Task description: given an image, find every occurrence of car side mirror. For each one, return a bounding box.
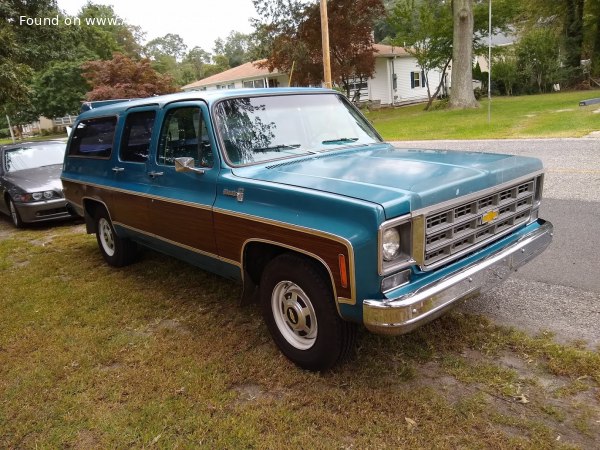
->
[174,157,205,175]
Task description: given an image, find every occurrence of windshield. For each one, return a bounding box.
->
[215,93,381,166]
[4,143,66,173]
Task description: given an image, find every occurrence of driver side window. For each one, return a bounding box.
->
[157,107,213,168]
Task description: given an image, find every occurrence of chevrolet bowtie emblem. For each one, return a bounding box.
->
[481,209,499,224]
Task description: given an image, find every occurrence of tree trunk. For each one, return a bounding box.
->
[564,0,584,71]
[449,0,479,109]
[591,1,600,76]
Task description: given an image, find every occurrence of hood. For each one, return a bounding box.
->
[231,143,543,219]
[4,164,64,193]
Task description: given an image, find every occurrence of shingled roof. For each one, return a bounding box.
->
[182,60,280,90]
[182,44,410,90]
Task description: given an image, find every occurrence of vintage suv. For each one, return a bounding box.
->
[61,88,553,370]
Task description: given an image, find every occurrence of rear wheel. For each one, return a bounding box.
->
[95,209,137,267]
[8,199,23,228]
[260,253,357,371]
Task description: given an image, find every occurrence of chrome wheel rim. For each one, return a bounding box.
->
[98,217,115,257]
[271,281,317,350]
[9,201,18,226]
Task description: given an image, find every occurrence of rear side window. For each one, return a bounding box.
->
[69,117,117,158]
[120,111,156,162]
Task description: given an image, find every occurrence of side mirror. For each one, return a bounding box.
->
[174,157,205,175]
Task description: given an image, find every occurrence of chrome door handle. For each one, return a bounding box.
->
[112,167,125,173]
[148,171,164,178]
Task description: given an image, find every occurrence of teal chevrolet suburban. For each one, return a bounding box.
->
[61,88,553,370]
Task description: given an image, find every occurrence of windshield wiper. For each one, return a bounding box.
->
[253,144,302,153]
[321,137,359,144]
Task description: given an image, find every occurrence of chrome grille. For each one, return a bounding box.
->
[422,179,536,268]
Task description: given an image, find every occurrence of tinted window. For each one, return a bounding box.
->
[4,144,65,173]
[69,117,117,158]
[157,107,213,168]
[120,111,156,162]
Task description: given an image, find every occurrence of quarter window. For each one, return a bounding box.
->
[69,117,117,158]
[120,111,156,163]
[157,107,213,168]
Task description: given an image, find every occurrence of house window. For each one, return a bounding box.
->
[411,71,426,89]
[243,79,265,88]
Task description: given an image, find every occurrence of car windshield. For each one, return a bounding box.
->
[4,143,66,173]
[214,93,381,166]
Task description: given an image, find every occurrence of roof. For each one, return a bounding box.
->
[75,88,335,120]
[372,43,410,57]
[182,60,280,90]
[182,44,411,90]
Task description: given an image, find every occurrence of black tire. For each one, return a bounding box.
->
[260,253,357,371]
[95,208,137,267]
[8,198,24,228]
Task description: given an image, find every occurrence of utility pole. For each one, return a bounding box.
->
[6,115,16,144]
[320,0,332,88]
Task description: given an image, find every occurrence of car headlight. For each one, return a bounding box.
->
[379,215,414,275]
[382,228,401,261]
[14,191,60,202]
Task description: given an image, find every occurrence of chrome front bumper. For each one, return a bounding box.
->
[363,221,553,335]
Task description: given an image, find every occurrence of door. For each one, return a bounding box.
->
[108,107,157,232]
[145,101,219,258]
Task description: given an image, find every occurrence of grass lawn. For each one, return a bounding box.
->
[367,90,600,141]
[1,219,599,448]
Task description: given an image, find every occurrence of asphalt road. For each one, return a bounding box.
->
[391,138,600,347]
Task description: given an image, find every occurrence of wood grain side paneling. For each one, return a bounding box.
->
[214,210,353,300]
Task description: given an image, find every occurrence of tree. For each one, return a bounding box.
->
[518,0,586,76]
[81,53,176,100]
[254,0,384,97]
[389,0,453,110]
[213,31,253,68]
[77,3,143,59]
[491,49,519,95]
[32,61,89,117]
[516,28,564,93]
[144,33,188,62]
[449,0,479,109]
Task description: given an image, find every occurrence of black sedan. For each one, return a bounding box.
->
[0,141,76,228]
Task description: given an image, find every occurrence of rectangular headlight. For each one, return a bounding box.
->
[378,215,414,275]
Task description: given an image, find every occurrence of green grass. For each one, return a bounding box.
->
[1,220,599,448]
[366,90,600,140]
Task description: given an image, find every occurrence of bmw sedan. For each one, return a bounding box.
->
[0,141,76,227]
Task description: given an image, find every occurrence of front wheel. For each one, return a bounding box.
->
[95,209,137,267]
[260,253,357,371]
[8,198,24,228]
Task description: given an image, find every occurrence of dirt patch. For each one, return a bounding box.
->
[231,383,283,403]
[148,318,192,336]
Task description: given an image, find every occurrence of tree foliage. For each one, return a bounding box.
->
[254,0,384,97]
[81,53,176,100]
[213,31,254,68]
[388,0,453,109]
[33,61,90,117]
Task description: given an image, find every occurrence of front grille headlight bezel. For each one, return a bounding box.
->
[378,214,414,275]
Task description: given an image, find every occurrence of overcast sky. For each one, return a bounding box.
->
[56,0,257,53]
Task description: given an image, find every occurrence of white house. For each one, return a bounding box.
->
[181,44,444,107]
